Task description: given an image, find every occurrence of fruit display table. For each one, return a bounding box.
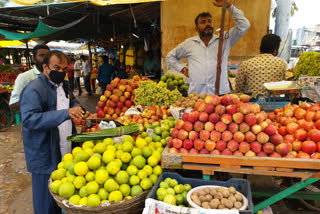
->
[161,146,320,213]
[0,88,14,127]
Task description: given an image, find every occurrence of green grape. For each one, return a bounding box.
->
[294,51,320,79]
[134,80,182,107]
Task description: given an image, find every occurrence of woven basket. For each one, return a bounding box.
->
[49,178,149,214]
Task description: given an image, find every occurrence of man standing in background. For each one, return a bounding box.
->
[98,55,114,93]
[80,55,92,96]
[9,44,50,109]
[73,56,82,96]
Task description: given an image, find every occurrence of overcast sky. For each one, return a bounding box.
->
[3,0,320,37]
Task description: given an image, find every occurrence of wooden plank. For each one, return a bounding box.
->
[276,168,294,172]
[161,148,182,169]
[163,149,320,170]
[220,164,241,169]
[182,163,313,180]
[253,166,275,171]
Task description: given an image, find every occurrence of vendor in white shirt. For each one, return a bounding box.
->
[9,44,50,109]
[166,0,250,95]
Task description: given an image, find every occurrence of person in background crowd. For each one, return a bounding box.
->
[20,51,84,214]
[9,44,50,109]
[66,57,75,91]
[235,34,287,97]
[73,56,82,96]
[90,68,97,94]
[80,55,92,96]
[98,55,114,93]
[144,50,161,79]
[166,0,250,95]
[113,56,128,79]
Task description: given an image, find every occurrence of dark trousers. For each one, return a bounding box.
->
[91,79,96,94]
[32,173,61,214]
[68,77,74,91]
[74,77,82,94]
[99,83,107,94]
[84,75,92,94]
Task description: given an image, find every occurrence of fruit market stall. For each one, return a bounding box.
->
[0,82,14,128]
[0,64,22,87]
[47,65,320,213]
[159,93,320,212]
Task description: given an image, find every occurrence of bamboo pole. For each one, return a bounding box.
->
[215,0,228,95]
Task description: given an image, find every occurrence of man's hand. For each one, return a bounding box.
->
[213,0,232,8]
[181,67,189,78]
[69,106,84,120]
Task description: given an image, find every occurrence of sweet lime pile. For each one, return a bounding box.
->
[50,135,163,207]
[156,178,192,207]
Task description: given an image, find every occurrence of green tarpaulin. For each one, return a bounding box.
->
[0,15,87,40]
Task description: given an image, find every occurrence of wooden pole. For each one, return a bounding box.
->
[88,40,92,65]
[25,39,31,68]
[215,0,228,95]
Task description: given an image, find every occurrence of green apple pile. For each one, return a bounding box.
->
[156,178,192,206]
[142,116,177,147]
[160,74,189,97]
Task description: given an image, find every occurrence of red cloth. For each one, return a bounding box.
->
[66,63,74,78]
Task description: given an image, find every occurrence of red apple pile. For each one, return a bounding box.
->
[168,94,306,158]
[0,72,19,85]
[267,103,320,159]
[95,77,140,119]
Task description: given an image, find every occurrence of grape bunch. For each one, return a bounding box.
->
[134,81,182,107]
[294,51,320,79]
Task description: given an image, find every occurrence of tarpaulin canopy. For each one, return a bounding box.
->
[0,15,87,40]
[11,0,163,6]
[0,1,161,43]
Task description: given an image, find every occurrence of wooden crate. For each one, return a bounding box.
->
[161,147,320,180]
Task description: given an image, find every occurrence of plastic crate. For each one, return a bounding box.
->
[147,172,253,214]
[251,95,289,112]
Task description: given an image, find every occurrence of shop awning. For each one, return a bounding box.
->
[11,0,164,6]
[0,39,38,48]
[0,15,87,40]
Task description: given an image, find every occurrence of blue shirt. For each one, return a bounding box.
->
[144,58,160,74]
[166,5,250,95]
[20,73,80,174]
[98,63,114,84]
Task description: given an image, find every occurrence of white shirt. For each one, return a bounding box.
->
[9,66,41,105]
[56,83,72,157]
[74,60,81,78]
[82,60,92,76]
[166,5,250,95]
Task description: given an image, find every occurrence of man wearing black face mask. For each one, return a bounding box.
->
[19,51,84,214]
[166,0,250,95]
[9,44,50,110]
